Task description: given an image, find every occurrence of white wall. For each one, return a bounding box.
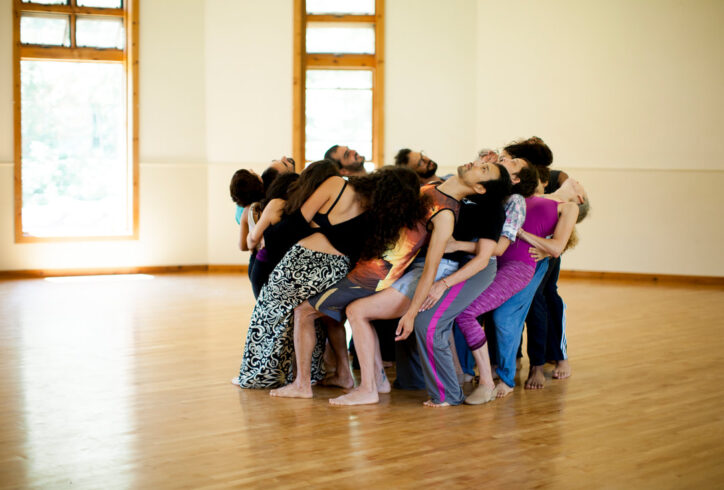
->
[475,0,724,276]
[385,0,478,169]
[1,1,722,276]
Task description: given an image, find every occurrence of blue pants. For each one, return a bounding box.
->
[494,259,549,388]
[525,256,567,365]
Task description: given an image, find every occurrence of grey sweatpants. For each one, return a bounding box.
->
[413,258,497,405]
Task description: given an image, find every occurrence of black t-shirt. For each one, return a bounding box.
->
[443,197,505,263]
[544,169,563,194]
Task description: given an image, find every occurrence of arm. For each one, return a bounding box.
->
[247,199,285,250]
[444,238,477,254]
[495,194,525,257]
[239,206,251,251]
[517,202,579,258]
[299,176,345,222]
[395,211,455,341]
[493,236,512,256]
[421,238,496,311]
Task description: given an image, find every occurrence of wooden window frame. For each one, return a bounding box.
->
[13,0,139,243]
[292,0,384,171]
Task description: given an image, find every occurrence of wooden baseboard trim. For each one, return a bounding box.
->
[559,270,724,285]
[0,265,719,285]
[0,265,231,279]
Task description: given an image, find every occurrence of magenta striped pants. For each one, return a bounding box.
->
[455,260,534,350]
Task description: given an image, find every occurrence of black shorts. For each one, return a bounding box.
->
[307,277,376,322]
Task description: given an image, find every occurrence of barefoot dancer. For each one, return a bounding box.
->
[517,178,589,389]
[329,160,511,406]
[269,167,428,398]
[235,164,429,388]
[456,175,585,399]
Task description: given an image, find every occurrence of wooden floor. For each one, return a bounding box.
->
[1,272,723,489]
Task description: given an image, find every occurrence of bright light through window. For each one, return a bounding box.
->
[305,70,373,163]
[21,60,129,238]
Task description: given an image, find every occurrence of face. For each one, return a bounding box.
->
[561,178,587,204]
[457,160,501,192]
[495,150,528,184]
[406,151,438,178]
[270,156,295,174]
[331,146,365,171]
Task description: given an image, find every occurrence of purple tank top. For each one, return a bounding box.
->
[500,196,559,267]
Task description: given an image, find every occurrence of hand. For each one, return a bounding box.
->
[480,150,499,164]
[529,246,549,262]
[420,281,447,311]
[395,313,416,341]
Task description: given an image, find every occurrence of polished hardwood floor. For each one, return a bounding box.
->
[1,272,723,489]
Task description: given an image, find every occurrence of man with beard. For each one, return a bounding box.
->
[394,149,442,184]
[324,145,368,176]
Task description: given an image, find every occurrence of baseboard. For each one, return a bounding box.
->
[559,270,724,285]
[1,265,720,285]
[0,264,245,279]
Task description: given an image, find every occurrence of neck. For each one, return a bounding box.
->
[547,187,570,203]
[437,176,470,200]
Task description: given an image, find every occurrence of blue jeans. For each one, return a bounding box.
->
[494,259,550,388]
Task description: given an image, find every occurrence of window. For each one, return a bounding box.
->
[293,0,384,169]
[13,0,139,242]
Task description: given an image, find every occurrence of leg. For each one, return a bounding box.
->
[464,341,496,404]
[270,301,322,398]
[319,316,355,389]
[415,262,498,407]
[524,261,556,389]
[236,246,350,389]
[494,259,550,396]
[329,288,410,406]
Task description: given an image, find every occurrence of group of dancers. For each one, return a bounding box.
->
[228,137,590,406]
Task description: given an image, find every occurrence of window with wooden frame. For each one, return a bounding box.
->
[13,0,139,242]
[293,0,384,170]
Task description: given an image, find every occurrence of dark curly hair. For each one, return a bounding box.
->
[283,160,341,215]
[229,169,264,207]
[510,165,539,198]
[394,148,412,166]
[347,166,429,260]
[505,136,553,184]
[259,172,300,212]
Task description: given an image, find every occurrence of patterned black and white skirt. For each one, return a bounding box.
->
[236,244,351,388]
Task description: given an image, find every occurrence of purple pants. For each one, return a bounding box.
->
[455,260,534,350]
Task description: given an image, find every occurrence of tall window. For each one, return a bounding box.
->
[293,0,384,169]
[13,0,139,241]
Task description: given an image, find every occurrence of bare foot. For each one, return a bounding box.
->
[464,383,495,405]
[377,368,391,394]
[269,382,312,399]
[423,399,451,407]
[553,359,571,379]
[231,377,240,386]
[491,365,499,381]
[319,373,355,389]
[525,365,545,389]
[493,381,513,398]
[329,388,379,406]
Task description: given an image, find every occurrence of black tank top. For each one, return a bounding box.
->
[311,181,370,264]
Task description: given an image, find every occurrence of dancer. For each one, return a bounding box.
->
[519,178,589,388]
[324,145,367,176]
[269,166,428,398]
[234,164,425,388]
[456,172,587,400]
[329,159,511,406]
[246,172,300,297]
[394,148,442,184]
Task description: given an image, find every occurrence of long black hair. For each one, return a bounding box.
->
[283,160,341,215]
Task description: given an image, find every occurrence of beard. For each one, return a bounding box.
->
[420,161,438,179]
[344,158,366,172]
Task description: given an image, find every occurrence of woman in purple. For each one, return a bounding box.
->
[456,171,585,402]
